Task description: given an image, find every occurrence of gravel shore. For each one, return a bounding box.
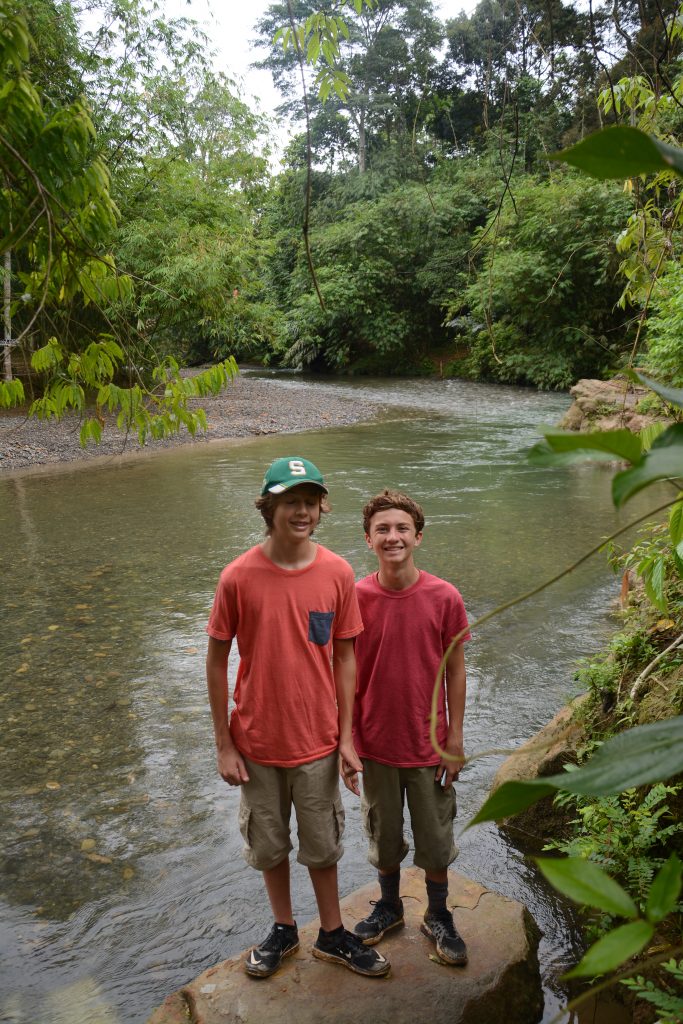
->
[0,372,384,473]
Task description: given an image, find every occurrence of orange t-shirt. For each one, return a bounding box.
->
[206,544,363,767]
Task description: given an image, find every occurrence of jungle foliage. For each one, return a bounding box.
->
[470,369,683,1014]
[249,0,683,386]
[5,0,683,425]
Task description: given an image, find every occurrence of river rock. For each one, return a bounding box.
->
[146,868,543,1024]
[558,378,671,434]
[490,699,586,844]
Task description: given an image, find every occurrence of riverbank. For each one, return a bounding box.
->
[0,371,385,473]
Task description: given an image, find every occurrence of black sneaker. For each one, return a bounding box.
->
[313,927,391,976]
[421,910,468,965]
[244,922,300,978]
[353,899,405,946]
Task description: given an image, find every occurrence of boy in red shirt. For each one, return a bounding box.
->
[344,489,470,965]
[206,457,389,980]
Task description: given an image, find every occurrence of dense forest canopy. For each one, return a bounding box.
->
[2,0,683,409]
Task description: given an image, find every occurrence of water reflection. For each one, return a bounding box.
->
[0,377,653,1023]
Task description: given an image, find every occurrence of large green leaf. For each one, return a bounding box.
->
[551,717,683,795]
[669,501,683,547]
[467,779,556,826]
[552,126,683,180]
[469,718,683,825]
[635,373,683,410]
[565,920,654,979]
[536,857,638,919]
[527,438,617,467]
[645,854,682,924]
[612,424,683,505]
[531,427,642,465]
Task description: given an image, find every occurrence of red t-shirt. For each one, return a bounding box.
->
[353,571,470,767]
[206,544,363,767]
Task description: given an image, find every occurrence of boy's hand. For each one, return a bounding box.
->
[218,747,250,786]
[339,740,362,797]
[435,738,465,788]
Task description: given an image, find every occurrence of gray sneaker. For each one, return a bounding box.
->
[244,922,300,978]
[353,899,405,946]
[421,910,468,965]
[313,927,391,976]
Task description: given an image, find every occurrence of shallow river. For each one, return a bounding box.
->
[0,375,654,1023]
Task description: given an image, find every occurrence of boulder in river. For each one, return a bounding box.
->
[559,378,672,434]
[146,867,543,1024]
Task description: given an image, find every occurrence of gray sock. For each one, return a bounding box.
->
[378,869,401,908]
[426,878,448,916]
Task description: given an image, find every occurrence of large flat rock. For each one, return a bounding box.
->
[147,868,543,1024]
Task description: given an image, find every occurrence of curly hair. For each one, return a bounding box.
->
[362,489,425,535]
[254,489,331,535]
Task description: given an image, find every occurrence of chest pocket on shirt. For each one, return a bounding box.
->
[308,610,335,645]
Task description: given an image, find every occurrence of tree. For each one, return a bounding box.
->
[0,1,238,444]
[256,0,443,172]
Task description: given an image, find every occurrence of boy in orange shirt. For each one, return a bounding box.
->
[206,457,390,979]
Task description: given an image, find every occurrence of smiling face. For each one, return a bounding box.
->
[365,507,422,569]
[270,484,323,543]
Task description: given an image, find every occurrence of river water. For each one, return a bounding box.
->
[0,375,652,1023]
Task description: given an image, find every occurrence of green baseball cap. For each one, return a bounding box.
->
[261,456,328,496]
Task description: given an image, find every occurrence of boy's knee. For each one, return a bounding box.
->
[243,841,293,871]
[298,846,343,871]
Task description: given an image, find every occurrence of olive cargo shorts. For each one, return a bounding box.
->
[361,759,458,873]
[238,752,344,871]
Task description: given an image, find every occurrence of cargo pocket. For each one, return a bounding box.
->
[361,800,382,867]
[308,610,335,645]
[238,803,253,856]
[362,798,378,842]
[333,794,345,844]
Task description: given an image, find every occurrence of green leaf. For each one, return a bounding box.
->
[534,427,642,465]
[0,378,24,408]
[670,502,683,547]
[528,438,617,468]
[644,556,668,613]
[551,126,683,180]
[468,718,683,827]
[31,338,63,371]
[553,717,683,795]
[536,857,639,918]
[468,779,556,827]
[612,424,683,505]
[645,854,682,924]
[635,372,683,410]
[565,920,654,978]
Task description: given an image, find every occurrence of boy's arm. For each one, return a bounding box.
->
[332,636,363,796]
[206,635,250,786]
[436,642,467,788]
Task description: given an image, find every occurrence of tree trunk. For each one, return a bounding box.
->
[358,106,366,173]
[3,248,11,382]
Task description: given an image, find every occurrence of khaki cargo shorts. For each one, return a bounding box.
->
[238,752,344,871]
[360,759,458,873]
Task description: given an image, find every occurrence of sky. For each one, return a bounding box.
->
[172,0,480,153]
